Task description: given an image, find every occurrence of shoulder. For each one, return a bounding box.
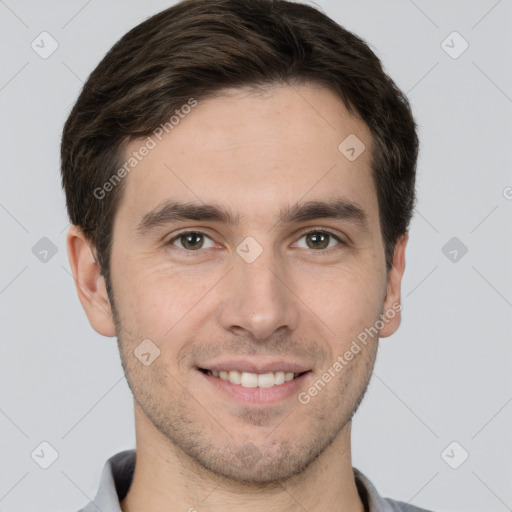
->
[353,467,436,512]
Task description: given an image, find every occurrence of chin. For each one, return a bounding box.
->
[190,436,331,485]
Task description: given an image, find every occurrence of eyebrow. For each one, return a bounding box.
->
[135,198,371,235]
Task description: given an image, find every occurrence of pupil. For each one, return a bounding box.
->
[308,232,328,249]
[184,233,202,249]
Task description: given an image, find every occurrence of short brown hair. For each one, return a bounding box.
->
[61,0,418,290]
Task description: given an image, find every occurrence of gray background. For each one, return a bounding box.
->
[0,0,511,511]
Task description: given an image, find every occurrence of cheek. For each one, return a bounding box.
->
[112,258,215,335]
[292,264,385,338]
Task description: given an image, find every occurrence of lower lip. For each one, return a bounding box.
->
[198,370,313,405]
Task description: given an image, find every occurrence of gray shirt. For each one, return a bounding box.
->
[78,450,434,512]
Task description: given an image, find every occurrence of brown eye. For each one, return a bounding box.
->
[170,231,215,250]
[294,230,342,250]
[306,232,330,249]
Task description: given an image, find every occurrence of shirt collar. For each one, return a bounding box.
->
[80,450,398,512]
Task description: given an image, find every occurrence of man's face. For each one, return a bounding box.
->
[106,84,403,482]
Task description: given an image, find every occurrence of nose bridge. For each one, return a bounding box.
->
[218,239,299,340]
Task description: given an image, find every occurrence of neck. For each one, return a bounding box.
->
[120,408,364,512]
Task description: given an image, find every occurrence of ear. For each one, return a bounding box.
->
[379,232,408,338]
[66,225,116,337]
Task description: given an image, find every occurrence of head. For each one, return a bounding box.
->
[62,0,417,484]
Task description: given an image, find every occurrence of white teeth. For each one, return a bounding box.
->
[241,372,258,387]
[274,371,285,385]
[228,370,242,385]
[257,372,275,388]
[209,369,303,388]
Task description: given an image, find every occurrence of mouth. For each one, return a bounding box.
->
[199,368,310,388]
[197,364,313,405]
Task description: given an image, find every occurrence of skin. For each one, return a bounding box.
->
[67,83,407,512]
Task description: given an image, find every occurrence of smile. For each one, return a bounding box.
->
[200,369,308,388]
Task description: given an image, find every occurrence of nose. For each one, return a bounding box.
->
[217,244,300,341]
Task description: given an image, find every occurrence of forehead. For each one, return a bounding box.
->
[115,83,378,233]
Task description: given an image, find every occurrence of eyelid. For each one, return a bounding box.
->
[166,229,217,250]
[293,227,347,248]
[166,227,348,251]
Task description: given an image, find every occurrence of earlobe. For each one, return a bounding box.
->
[66,225,116,337]
[379,232,408,339]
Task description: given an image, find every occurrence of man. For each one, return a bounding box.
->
[62,0,430,510]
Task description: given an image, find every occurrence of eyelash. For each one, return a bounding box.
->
[166,228,346,254]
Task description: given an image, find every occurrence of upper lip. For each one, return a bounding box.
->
[198,359,312,374]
